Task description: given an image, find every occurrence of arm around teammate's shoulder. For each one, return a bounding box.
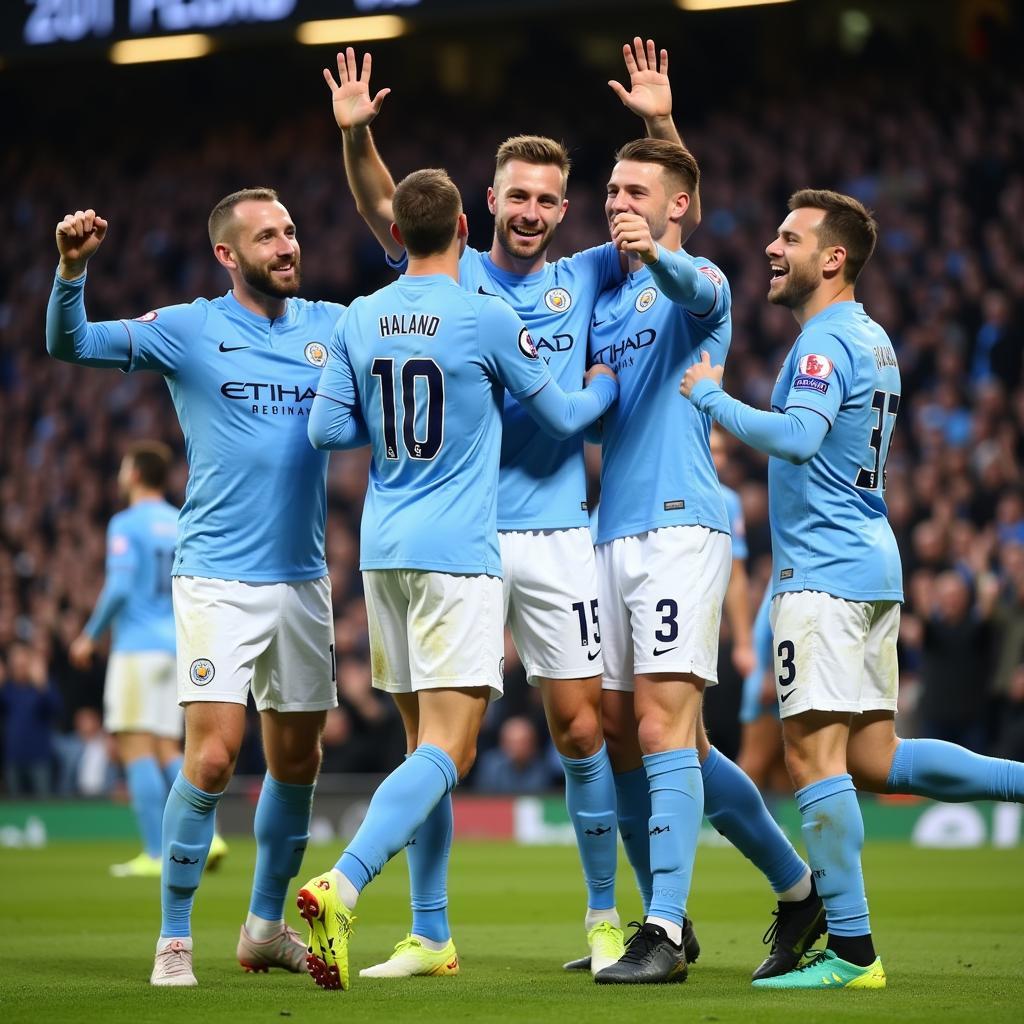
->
[308,309,370,451]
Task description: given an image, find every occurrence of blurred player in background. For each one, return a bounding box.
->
[70,442,227,878]
[589,139,821,984]
[682,188,1024,989]
[323,38,681,977]
[297,167,618,991]
[47,189,345,986]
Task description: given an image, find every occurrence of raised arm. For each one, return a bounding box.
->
[324,48,403,260]
[46,209,132,368]
[609,38,700,234]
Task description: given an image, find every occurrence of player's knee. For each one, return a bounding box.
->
[553,707,602,759]
[191,738,239,791]
[454,744,477,781]
[636,713,674,755]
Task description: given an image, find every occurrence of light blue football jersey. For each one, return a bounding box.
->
[46,273,345,581]
[316,274,552,576]
[590,253,732,544]
[85,499,178,653]
[722,485,748,562]
[768,301,903,601]
[455,245,622,530]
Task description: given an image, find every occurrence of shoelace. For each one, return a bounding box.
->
[790,949,829,972]
[158,941,192,977]
[619,922,662,964]
[392,935,424,955]
[762,909,781,949]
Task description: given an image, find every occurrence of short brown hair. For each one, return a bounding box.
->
[208,187,279,246]
[788,189,878,283]
[495,135,571,191]
[392,169,462,258]
[614,138,700,195]
[126,441,172,490]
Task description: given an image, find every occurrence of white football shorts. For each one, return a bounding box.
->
[500,527,604,685]
[363,569,504,701]
[597,525,732,691]
[104,651,182,738]
[769,590,901,719]
[173,575,338,713]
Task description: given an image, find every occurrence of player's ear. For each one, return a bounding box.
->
[822,245,847,280]
[390,222,404,249]
[456,212,469,240]
[669,190,690,225]
[213,242,237,271]
[486,185,498,217]
[557,196,569,224]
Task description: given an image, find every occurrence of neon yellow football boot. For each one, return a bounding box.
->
[109,852,162,878]
[296,872,357,991]
[360,935,460,978]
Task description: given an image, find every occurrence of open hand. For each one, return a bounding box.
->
[609,37,672,122]
[323,48,391,131]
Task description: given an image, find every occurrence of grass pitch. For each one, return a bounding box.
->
[1,839,1022,1023]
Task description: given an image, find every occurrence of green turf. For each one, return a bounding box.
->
[2,839,1022,1023]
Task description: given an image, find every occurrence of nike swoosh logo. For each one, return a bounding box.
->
[779,690,797,703]
[218,342,250,352]
[587,650,602,661]
[592,319,606,329]
[653,646,677,657]
[478,285,498,297]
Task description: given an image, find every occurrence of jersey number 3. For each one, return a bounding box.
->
[371,358,446,461]
[855,389,900,490]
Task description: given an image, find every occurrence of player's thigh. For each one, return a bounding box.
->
[391,692,421,753]
[595,539,634,692]
[405,571,505,702]
[847,709,900,792]
[416,686,492,778]
[364,569,413,695]
[256,576,338,714]
[173,575,276,708]
[622,526,732,685]
[501,528,604,685]
[182,700,248,784]
[770,591,873,720]
[260,707,328,783]
[781,709,853,788]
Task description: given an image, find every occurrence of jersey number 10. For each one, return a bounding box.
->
[371,358,446,461]
[855,389,900,491]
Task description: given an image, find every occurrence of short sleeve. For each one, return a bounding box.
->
[782,327,855,426]
[316,308,357,406]
[477,298,551,398]
[122,301,207,375]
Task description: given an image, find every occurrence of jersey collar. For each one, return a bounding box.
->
[223,290,293,326]
[803,301,864,329]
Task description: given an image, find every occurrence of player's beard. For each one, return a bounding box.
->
[768,257,818,309]
[494,216,556,262]
[237,252,302,299]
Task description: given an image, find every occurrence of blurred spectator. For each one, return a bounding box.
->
[474,716,550,793]
[0,643,61,796]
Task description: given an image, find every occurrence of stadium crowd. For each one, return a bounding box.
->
[1,41,1023,796]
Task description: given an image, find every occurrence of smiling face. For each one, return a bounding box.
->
[488,160,568,263]
[765,206,832,309]
[604,159,687,245]
[225,199,301,298]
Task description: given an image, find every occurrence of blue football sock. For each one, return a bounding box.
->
[406,791,453,943]
[702,746,808,894]
[249,773,314,922]
[338,744,458,895]
[160,773,223,938]
[888,738,1024,803]
[560,744,618,912]
[644,748,703,928]
[613,766,653,915]
[163,756,184,791]
[796,774,869,937]
[125,756,168,859]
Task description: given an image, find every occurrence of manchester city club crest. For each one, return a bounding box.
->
[304,341,328,367]
[189,658,215,686]
[635,287,658,313]
[544,287,572,313]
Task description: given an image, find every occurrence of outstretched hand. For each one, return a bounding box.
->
[608,37,672,122]
[56,209,107,278]
[680,351,724,399]
[323,47,391,131]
